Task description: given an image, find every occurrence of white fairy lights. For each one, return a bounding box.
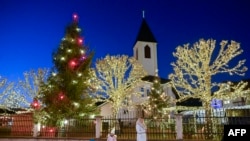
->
[169,39,249,107]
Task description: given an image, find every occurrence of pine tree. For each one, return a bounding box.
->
[144,74,171,119]
[40,14,97,126]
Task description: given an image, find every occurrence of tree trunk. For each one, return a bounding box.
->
[204,102,213,140]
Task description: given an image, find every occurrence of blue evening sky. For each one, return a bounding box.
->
[0,0,249,83]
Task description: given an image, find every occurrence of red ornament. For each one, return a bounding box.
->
[31,98,40,109]
[60,95,64,100]
[68,58,78,70]
[58,92,65,100]
[77,37,83,45]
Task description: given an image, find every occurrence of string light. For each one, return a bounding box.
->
[72,13,78,23]
[169,39,249,139]
[80,49,85,54]
[72,80,78,84]
[80,55,86,61]
[67,49,72,53]
[90,55,147,117]
[77,73,82,77]
[76,27,81,32]
[60,57,65,61]
[169,39,249,106]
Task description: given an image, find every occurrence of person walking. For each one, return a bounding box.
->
[136,117,147,141]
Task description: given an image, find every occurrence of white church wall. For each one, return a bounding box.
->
[133,41,158,76]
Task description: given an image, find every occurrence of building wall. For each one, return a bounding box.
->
[133,41,158,76]
[99,102,113,117]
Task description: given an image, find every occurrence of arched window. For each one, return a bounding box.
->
[144,45,151,58]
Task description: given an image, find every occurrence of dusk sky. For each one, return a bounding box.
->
[1,0,250,83]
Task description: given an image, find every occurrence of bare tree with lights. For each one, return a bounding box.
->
[1,86,26,108]
[18,69,49,104]
[0,76,27,111]
[0,76,7,89]
[169,39,250,139]
[0,76,10,101]
[0,76,14,110]
[91,55,147,118]
[0,69,49,115]
[18,68,49,122]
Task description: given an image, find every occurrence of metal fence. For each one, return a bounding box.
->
[181,107,250,140]
[101,115,176,140]
[0,108,250,141]
[0,113,95,139]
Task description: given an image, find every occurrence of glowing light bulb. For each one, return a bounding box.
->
[60,95,64,100]
[80,49,85,54]
[61,57,65,61]
[73,14,77,19]
[76,28,81,32]
[73,13,78,22]
[70,60,76,66]
[80,55,86,61]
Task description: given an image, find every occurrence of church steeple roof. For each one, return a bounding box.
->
[136,18,157,42]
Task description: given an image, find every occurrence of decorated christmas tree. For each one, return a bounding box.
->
[144,73,171,119]
[40,14,97,126]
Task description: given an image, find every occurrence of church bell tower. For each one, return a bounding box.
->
[133,16,158,76]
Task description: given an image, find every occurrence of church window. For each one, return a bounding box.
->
[144,45,151,58]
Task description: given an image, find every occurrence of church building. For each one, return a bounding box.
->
[119,17,177,118]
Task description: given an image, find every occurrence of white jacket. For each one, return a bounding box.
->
[136,121,147,141]
[107,134,117,141]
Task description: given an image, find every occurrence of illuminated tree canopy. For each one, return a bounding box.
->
[169,39,249,105]
[0,69,49,111]
[91,55,147,117]
[18,68,50,105]
[169,39,250,139]
[0,76,14,109]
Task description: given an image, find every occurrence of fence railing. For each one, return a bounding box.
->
[1,108,250,141]
[100,116,176,140]
[0,113,95,139]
